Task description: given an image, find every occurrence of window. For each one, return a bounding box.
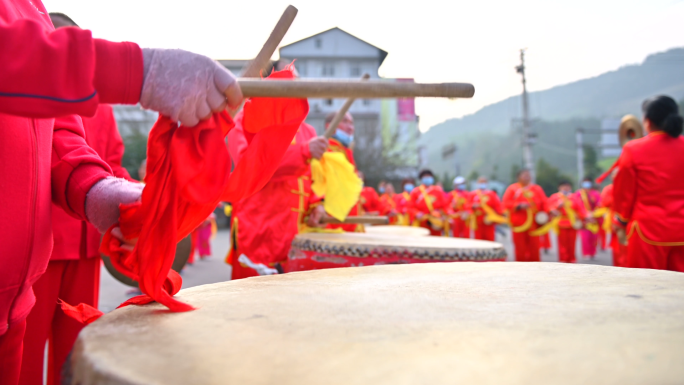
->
[322,63,335,76]
[325,99,333,106]
[350,64,361,77]
[363,99,371,106]
[315,38,322,49]
[295,61,306,76]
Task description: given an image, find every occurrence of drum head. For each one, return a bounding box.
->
[102,236,192,287]
[572,220,583,230]
[535,211,549,225]
[71,263,684,385]
[364,225,429,237]
[292,232,506,261]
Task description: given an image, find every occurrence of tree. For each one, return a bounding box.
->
[583,144,602,180]
[510,163,522,183]
[490,164,499,181]
[121,132,148,180]
[536,158,573,196]
[354,121,416,189]
[466,170,479,182]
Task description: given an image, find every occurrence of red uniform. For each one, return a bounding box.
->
[467,189,503,241]
[0,3,141,381]
[380,193,406,225]
[20,105,132,385]
[613,132,684,271]
[408,185,450,236]
[447,190,470,238]
[503,183,548,262]
[227,112,317,279]
[360,187,385,215]
[547,192,586,263]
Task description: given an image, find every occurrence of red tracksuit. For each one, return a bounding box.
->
[361,187,386,215]
[548,193,586,263]
[467,189,503,241]
[20,105,133,385]
[0,2,142,382]
[408,185,450,236]
[503,183,548,262]
[613,132,684,271]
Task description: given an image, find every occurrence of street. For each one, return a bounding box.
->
[99,228,613,312]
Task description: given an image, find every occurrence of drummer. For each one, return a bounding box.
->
[408,169,450,236]
[358,171,387,215]
[379,182,405,225]
[226,61,327,279]
[503,169,548,262]
[447,176,471,238]
[575,178,601,260]
[613,95,684,271]
[597,169,626,267]
[467,176,504,241]
[548,181,586,263]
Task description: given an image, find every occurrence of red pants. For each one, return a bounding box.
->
[627,235,684,272]
[20,258,100,385]
[0,320,26,385]
[598,227,607,250]
[610,232,628,267]
[557,228,577,263]
[473,224,495,241]
[512,231,540,262]
[539,233,551,250]
[451,218,469,238]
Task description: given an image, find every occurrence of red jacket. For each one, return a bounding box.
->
[548,192,586,228]
[613,132,684,243]
[502,183,548,230]
[408,185,449,216]
[0,0,142,336]
[447,190,470,213]
[360,187,385,214]
[467,189,503,223]
[51,105,133,261]
[229,110,317,266]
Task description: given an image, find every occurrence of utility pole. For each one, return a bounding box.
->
[515,49,535,182]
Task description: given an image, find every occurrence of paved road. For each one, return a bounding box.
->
[99,228,613,312]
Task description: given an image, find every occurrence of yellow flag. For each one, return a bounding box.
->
[310,152,362,221]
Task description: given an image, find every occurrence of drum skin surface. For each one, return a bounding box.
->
[71,263,684,385]
[364,225,430,237]
[288,232,506,272]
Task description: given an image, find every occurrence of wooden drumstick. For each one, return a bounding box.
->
[228,5,298,117]
[321,216,390,225]
[324,73,371,139]
[235,79,475,99]
[241,5,298,78]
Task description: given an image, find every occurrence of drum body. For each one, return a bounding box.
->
[287,233,506,272]
[364,225,429,237]
[70,263,684,385]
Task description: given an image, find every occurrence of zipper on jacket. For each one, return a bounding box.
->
[7,119,39,323]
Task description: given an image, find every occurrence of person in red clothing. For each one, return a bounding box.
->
[467,176,504,241]
[503,169,548,262]
[358,171,386,215]
[598,169,627,267]
[613,95,684,272]
[408,169,450,236]
[0,4,244,382]
[547,181,586,263]
[226,64,325,280]
[379,183,404,224]
[575,178,601,259]
[447,176,470,238]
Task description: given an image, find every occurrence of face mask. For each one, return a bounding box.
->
[456,184,466,191]
[561,190,570,196]
[333,129,353,147]
[581,181,592,189]
[404,184,415,193]
[477,183,488,190]
[378,187,386,194]
[421,176,435,186]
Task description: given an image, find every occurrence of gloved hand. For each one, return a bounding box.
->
[85,177,144,233]
[140,48,243,127]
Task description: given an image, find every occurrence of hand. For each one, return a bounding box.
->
[308,136,328,160]
[140,48,243,127]
[516,203,530,210]
[85,177,144,233]
[111,227,136,252]
[307,205,327,228]
[550,210,560,217]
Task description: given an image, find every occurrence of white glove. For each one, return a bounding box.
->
[140,48,243,127]
[85,177,144,233]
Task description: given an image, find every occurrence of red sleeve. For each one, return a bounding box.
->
[573,195,588,219]
[52,115,113,220]
[502,185,516,211]
[103,107,133,181]
[613,148,636,223]
[269,143,311,180]
[0,19,142,118]
[488,191,504,214]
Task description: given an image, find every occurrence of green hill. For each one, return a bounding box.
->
[420,47,684,184]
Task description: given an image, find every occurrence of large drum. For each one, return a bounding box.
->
[364,225,430,237]
[287,232,506,272]
[70,263,684,384]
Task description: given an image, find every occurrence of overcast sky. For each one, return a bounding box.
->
[44,0,684,131]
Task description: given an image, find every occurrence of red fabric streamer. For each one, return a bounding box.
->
[57,300,104,325]
[62,67,308,323]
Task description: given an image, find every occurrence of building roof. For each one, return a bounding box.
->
[279,27,388,65]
